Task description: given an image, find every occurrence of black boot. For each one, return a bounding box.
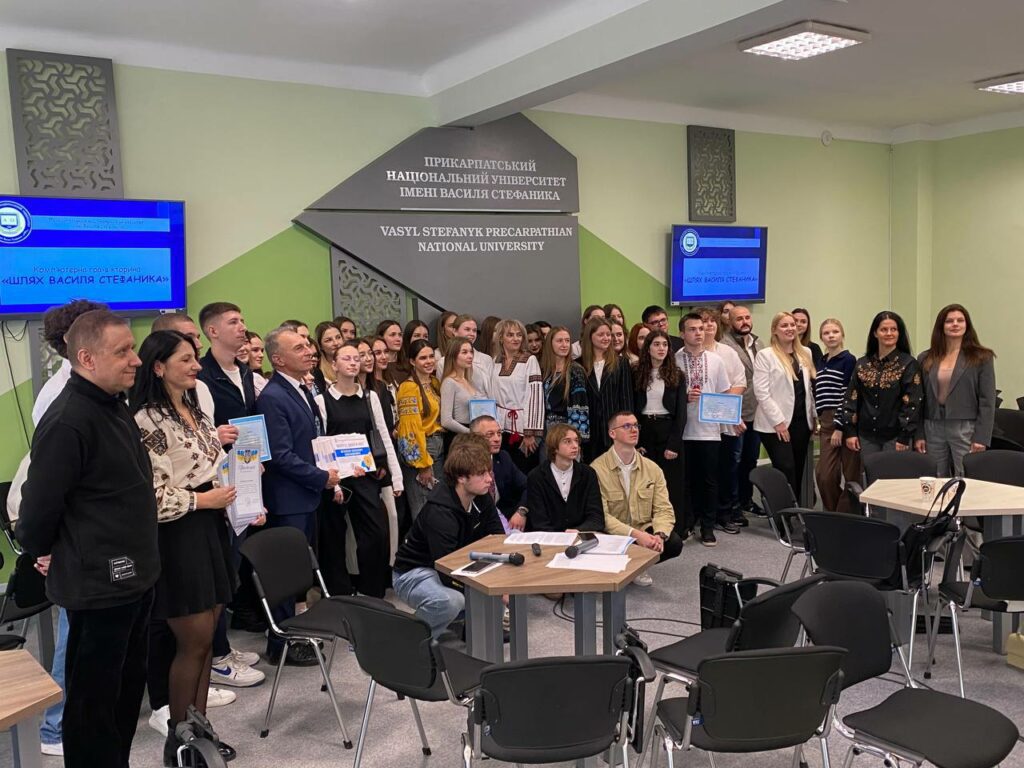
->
[163,721,182,767]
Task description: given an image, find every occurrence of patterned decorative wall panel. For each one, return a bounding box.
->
[330,247,407,333]
[6,49,124,197]
[687,125,736,223]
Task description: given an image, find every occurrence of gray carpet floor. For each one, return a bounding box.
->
[6,515,1024,767]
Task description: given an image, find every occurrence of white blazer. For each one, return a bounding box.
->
[753,349,815,433]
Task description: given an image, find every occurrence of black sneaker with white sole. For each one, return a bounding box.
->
[701,529,718,547]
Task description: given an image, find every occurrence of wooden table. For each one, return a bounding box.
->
[860,477,1024,653]
[0,650,62,768]
[436,534,659,664]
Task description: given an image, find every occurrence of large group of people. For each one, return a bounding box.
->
[9,293,998,766]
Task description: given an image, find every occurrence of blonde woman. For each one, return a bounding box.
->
[813,318,859,512]
[489,319,545,472]
[581,318,634,461]
[753,311,816,504]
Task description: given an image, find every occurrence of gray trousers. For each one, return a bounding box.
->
[924,418,975,477]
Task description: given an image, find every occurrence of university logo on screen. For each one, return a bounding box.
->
[0,201,32,244]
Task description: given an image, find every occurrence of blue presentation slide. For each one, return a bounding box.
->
[670,225,767,304]
[0,196,186,315]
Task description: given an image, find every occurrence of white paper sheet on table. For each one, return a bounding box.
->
[546,553,630,573]
[590,534,635,555]
[504,531,576,546]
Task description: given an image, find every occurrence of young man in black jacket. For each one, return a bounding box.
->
[525,424,604,532]
[18,310,159,768]
[392,433,504,638]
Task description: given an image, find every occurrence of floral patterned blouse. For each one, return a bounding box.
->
[135,407,226,523]
[841,350,923,446]
[395,377,442,469]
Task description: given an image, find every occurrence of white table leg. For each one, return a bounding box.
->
[11,714,43,768]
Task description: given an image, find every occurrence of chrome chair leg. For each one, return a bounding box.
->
[820,736,832,768]
[353,679,377,768]
[639,675,669,768]
[791,745,803,768]
[842,745,857,768]
[707,751,719,768]
[321,638,338,692]
[312,640,353,748]
[260,641,290,737]
[949,603,965,698]
[924,596,944,680]
[408,698,431,755]
[907,587,921,670]
[782,550,795,582]
[461,732,473,768]
[799,554,812,579]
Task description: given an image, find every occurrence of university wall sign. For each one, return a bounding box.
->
[296,114,581,330]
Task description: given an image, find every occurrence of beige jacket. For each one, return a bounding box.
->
[591,447,675,537]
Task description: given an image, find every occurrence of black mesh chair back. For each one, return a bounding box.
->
[239,527,316,608]
[728,573,826,652]
[0,552,52,622]
[792,580,894,689]
[862,451,938,484]
[974,537,1024,601]
[800,512,902,583]
[994,408,1024,446]
[963,450,1024,486]
[692,647,845,752]
[474,656,632,763]
[749,465,797,515]
[334,595,445,700]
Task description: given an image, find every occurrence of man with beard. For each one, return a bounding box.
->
[720,305,765,519]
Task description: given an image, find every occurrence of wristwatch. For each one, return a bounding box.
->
[514,506,528,518]
[655,531,668,541]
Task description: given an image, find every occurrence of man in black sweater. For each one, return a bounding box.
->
[525,424,604,532]
[18,310,159,768]
[392,434,504,638]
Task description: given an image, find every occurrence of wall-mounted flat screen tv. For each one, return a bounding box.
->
[669,225,767,305]
[0,195,186,316]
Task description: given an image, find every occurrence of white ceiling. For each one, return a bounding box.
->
[2,0,1024,138]
[575,0,1024,132]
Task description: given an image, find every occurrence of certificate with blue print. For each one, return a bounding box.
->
[698,393,743,425]
[228,414,271,461]
[469,399,498,421]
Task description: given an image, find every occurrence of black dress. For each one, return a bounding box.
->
[322,388,391,598]
[585,360,635,462]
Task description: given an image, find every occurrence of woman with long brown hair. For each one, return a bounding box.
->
[914,304,996,476]
[439,336,484,441]
[633,329,687,529]
[540,325,590,445]
[581,317,634,461]
[395,339,444,518]
[625,323,650,366]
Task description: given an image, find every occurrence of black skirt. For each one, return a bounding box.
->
[153,500,236,620]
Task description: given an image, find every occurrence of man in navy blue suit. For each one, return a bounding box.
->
[258,326,340,665]
[469,415,528,531]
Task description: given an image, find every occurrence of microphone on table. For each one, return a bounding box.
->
[469,551,525,566]
[565,537,600,559]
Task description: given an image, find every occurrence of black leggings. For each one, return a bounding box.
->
[759,417,812,506]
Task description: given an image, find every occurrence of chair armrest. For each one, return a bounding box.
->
[618,645,656,683]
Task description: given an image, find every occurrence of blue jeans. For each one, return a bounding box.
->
[392,567,464,639]
[40,607,69,745]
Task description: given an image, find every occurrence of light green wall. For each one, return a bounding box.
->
[930,128,1024,400]
[532,110,893,348]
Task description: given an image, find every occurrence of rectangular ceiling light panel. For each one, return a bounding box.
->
[976,74,1024,94]
[740,21,870,61]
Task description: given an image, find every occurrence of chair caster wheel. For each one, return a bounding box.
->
[423,748,432,756]
[396,693,406,700]
[800,761,809,768]
[321,684,327,692]
[344,740,353,749]
[259,730,269,738]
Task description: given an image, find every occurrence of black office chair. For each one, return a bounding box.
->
[639,574,826,763]
[333,595,489,768]
[989,435,1024,452]
[239,527,354,748]
[464,648,653,768]
[928,534,1024,698]
[649,646,846,768]
[994,408,1024,447]
[1,551,53,638]
[749,466,812,581]
[0,480,20,553]
[1016,396,1024,411]
[847,451,939,513]
[792,580,1019,768]
[963,449,1024,486]
[0,551,26,651]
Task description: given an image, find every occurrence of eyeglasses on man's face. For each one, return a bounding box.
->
[611,422,640,432]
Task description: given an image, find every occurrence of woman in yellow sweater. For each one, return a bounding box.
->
[396,338,444,518]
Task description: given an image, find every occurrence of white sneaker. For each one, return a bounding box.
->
[634,572,654,587]
[41,742,63,756]
[207,686,237,707]
[149,705,170,736]
[211,654,266,687]
[229,647,260,667]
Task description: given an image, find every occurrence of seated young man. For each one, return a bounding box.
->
[392,433,505,638]
[592,411,683,586]
[525,424,604,533]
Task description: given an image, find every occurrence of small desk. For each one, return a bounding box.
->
[0,650,62,768]
[860,478,1024,653]
[436,534,659,663]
